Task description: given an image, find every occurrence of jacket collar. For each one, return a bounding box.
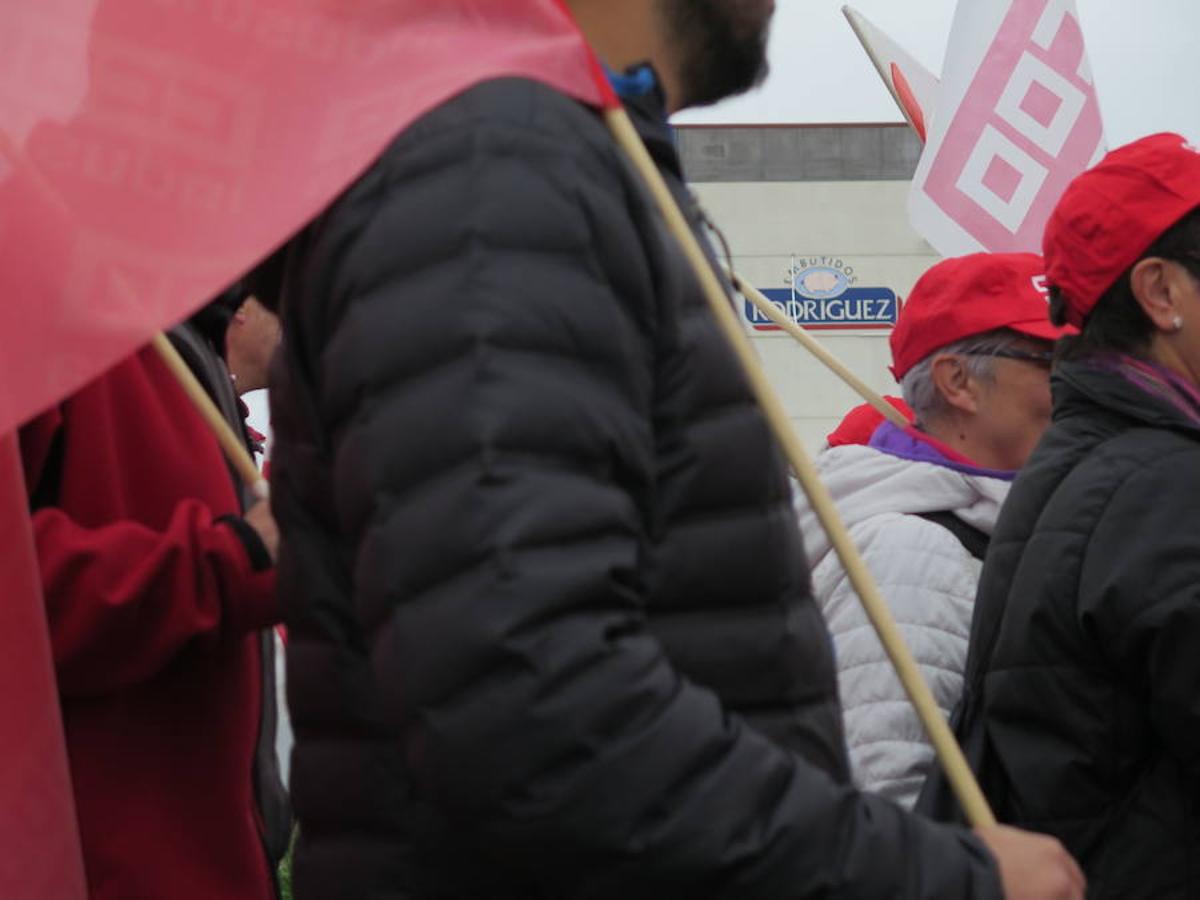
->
[869,421,1018,482]
[608,63,683,181]
[1055,359,1200,437]
[796,441,1011,564]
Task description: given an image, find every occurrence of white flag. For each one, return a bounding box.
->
[842,6,940,143]
[907,0,1106,256]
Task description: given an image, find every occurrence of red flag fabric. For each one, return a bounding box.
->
[0,4,614,894]
[0,433,87,899]
[0,0,615,437]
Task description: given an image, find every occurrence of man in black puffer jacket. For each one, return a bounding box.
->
[268,2,1081,897]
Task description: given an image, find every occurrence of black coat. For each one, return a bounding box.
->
[270,76,1000,899]
[927,361,1200,898]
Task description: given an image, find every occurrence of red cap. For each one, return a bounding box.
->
[1044,133,1200,328]
[889,253,1074,380]
[826,397,913,447]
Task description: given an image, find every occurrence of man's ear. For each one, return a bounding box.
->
[929,353,979,416]
[1129,258,1181,332]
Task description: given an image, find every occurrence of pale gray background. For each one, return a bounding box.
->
[674,0,1200,145]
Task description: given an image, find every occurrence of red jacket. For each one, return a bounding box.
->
[20,347,280,900]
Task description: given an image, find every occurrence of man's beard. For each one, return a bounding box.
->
[660,0,773,109]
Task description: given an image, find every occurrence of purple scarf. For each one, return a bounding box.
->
[1099,354,1200,427]
[868,421,1017,481]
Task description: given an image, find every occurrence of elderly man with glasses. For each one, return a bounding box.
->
[796,253,1075,810]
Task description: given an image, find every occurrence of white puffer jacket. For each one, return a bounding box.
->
[796,442,1011,809]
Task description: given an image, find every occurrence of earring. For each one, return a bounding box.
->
[1173,316,1185,332]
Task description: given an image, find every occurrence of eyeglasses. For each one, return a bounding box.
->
[961,348,1054,367]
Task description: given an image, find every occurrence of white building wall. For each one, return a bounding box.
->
[692,179,938,452]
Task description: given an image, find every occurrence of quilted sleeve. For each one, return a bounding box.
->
[821,513,980,809]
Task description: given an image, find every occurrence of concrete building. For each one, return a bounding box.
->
[678,123,935,452]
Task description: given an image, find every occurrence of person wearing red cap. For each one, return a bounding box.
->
[797,252,1073,811]
[921,133,1200,898]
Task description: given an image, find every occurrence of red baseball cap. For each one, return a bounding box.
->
[889,253,1074,380]
[826,397,913,447]
[1043,133,1200,328]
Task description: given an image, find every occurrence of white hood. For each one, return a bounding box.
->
[795,443,1010,568]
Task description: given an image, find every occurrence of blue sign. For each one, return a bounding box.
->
[747,288,899,331]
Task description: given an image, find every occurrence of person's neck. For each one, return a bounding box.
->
[920,420,990,469]
[566,0,684,112]
[226,355,264,396]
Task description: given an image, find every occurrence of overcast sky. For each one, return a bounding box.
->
[674,0,1199,146]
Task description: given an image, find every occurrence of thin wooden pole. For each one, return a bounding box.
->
[731,273,909,429]
[603,105,995,828]
[151,334,269,501]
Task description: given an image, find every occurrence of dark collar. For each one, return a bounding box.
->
[610,64,683,181]
[1054,360,1200,437]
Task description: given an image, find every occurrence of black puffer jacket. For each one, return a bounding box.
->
[270,77,1000,899]
[930,361,1200,898]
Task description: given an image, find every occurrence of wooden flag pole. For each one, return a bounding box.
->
[151,334,269,501]
[603,106,996,828]
[730,273,909,429]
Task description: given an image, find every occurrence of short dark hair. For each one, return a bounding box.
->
[1050,206,1200,361]
[188,281,248,359]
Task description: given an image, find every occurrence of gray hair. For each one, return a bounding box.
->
[900,329,1025,426]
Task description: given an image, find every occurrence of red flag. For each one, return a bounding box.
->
[0,0,616,437]
[0,433,87,899]
[0,4,615,894]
